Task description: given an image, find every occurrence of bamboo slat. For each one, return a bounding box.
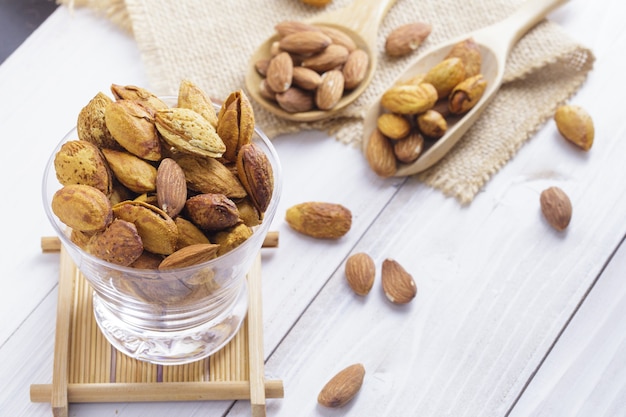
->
[31,244,283,415]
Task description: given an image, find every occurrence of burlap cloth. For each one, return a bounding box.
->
[61,0,594,204]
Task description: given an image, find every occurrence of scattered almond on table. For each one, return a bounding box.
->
[285,201,352,239]
[345,252,376,296]
[382,258,417,304]
[554,104,594,151]
[540,186,572,231]
[318,363,365,408]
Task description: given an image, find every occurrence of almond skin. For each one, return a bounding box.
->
[381,259,417,304]
[365,128,397,178]
[279,31,332,55]
[318,363,365,408]
[266,52,293,93]
[342,49,369,90]
[345,252,375,296]
[540,186,572,231]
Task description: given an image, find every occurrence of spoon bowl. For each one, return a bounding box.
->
[363,0,568,177]
[245,0,397,122]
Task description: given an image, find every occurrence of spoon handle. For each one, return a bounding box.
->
[313,0,397,46]
[478,0,569,55]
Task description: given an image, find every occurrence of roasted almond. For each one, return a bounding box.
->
[377,113,411,140]
[86,219,143,266]
[554,104,594,151]
[51,184,113,233]
[285,202,352,239]
[184,193,240,231]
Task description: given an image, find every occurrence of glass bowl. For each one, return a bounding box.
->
[42,104,282,365]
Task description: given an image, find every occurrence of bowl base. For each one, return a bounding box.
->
[92,282,249,365]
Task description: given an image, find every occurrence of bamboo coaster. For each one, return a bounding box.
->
[31,239,283,417]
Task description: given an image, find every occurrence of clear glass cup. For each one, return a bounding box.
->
[42,107,281,365]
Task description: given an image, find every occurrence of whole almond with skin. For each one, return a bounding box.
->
[275,21,322,37]
[540,186,572,231]
[174,216,211,249]
[156,158,187,218]
[266,52,293,93]
[449,74,487,115]
[302,44,349,72]
[318,363,365,408]
[394,131,424,163]
[236,142,275,213]
[292,66,322,90]
[213,223,253,256]
[365,128,397,178]
[259,80,277,101]
[382,258,417,304]
[554,104,594,151]
[276,87,315,113]
[316,70,345,110]
[285,202,352,239]
[319,26,357,52]
[342,49,369,90]
[158,243,220,270]
[385,22,432,57]
[345,252,375,296]
[279,31,332,55]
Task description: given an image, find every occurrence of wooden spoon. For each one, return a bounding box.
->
[363,0,569,177]
[245,0,397,122]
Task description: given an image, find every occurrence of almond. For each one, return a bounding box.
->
[554,104,594,151]
[393,131,424,163]
[279,31,332,55]
[285,202,352,239]
[275,21,322,37]
[319,26,357,52]
[385,22,432,57]
[266,51,293,93]
[86,219,143,266]
[301,0,333,7]
[381,259,417,304]
[342,49,369,90]
[345,252,375,296]
[318,363,365,408]
[302,44,349,72]
[292,66,322,90]
[417,109,447,139]
[184,193,240,231]
[377,113,411,140]
[158,243,220,270]
[540,186,572,231]
[380,83,438,115]
[156,158,187,218]
[315,70,345,110]
[365,128,397,178]
[51,184,113,233]
[276,87,315,113]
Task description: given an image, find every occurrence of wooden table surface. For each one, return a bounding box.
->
[1,1,625,416]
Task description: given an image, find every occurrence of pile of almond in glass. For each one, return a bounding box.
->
[50,81,274,269]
